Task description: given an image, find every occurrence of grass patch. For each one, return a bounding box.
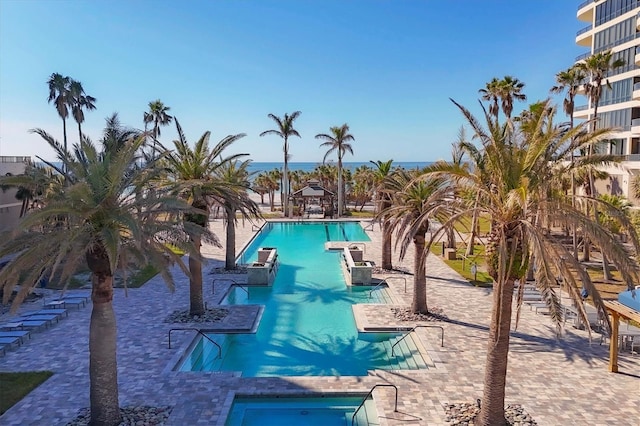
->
[453,215,491,235]
[0,371,53,415]
[430,243,493,287]
[348,210,375,218]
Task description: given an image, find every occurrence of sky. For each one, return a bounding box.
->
[0,0,588,163]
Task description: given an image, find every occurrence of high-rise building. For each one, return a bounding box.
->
[574,0,640,201]
[0,156,30,231]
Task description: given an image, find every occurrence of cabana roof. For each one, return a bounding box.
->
[290,180,335,199]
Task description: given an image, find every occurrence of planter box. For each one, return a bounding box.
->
[444,248,457,261]
[341,247,372,285]
[247,247,278,285]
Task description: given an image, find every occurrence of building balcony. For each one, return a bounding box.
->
[573,104,590,119]
[634,83,640,101]
[632,118,640,134]
[577,0,594,22]
[576,24,593,47]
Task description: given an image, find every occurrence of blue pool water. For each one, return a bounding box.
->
[179,221,426,376]
[225,396,376,426]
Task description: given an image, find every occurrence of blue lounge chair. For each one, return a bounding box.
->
[0,335,22,349]
[0,330,31,344]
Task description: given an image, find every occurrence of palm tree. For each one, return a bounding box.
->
[47,73,71,166]
[578,50,625,277]
[551,65,587,259]
[429,98,640,425]
[497,75,526,120]
[316,124,355,217]
[260,111,301,217]
[164,120,259,313]
[143,100,173,156]
[370,159,395,269]
[69,79,97,144]
[479,77,501,118]
[213,159,260,269]
[0,125,197,426]
[379,168,451,314]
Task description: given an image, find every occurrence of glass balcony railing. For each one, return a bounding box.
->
[613,154,640,162]
[578,0,593,9]
[576,24,592,36]
[575,52,590,62]
[631,118,640,127]
[634,82,640,91]
[574,105,589,112]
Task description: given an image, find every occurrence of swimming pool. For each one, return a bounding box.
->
[225,395,377,426]
[179,221,429,376]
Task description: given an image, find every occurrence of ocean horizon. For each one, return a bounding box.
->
[246,161,433,176]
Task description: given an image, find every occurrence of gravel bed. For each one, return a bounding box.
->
[164,308,229,323]
[66,406,172,426]
[444,402,537,425]
[392,306,448,322]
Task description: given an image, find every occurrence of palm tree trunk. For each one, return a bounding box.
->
[78,122,83,144]
[381,198,393,270]
[465,197,480,257]
[283,139,289,217]
[225,205,236,270]
[89,272,121,426]
[411,232,428,314]
[478,277,515,426]
[337,156,343,217]
[62,117,68,174]
[189,234,205,316]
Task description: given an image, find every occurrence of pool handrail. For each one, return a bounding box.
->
[212,278,248,295]
[369,276,408,298]
[391,325,444,355]
[351,384,398,426]
[168,328,222,359]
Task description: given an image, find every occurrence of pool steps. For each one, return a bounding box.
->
[184,331,429,373]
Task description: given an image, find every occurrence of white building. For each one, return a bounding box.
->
[574,0,640,202]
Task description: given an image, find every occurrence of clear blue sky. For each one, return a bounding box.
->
[0,0,587,163]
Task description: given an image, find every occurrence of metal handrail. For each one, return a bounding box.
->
[351,384,398,426]
[391,325,445,355]
[168,328,222,359]
[369,276,408,298]
[369,280,388,299]
[212,278,248,295]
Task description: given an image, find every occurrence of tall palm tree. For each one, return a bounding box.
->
[164,120,257,313]
[0,125,197,426]
[370,159,395,269]
[551,65,587,259]
[479,77,501,118]
[379,168,452,313]
[429,98,640,425]
[47,73,71,165]
[578,50,624,276]
[143,100,173,156]
[213,159,260,270]
[69,79,97,144]
[497,75,526,120]
[260,111,301,217]
[316,124,355,217]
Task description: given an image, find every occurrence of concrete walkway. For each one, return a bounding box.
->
[1,217,639,425]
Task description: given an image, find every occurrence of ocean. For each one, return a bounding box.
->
[246,161,432,176]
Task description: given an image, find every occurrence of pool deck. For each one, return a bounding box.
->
[1,218,639,425]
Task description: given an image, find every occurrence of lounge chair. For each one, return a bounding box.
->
[0,330,30,344]
[35,308,68,318]
[0,335,22,350]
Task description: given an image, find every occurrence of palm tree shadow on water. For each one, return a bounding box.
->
[242,332,403,377]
